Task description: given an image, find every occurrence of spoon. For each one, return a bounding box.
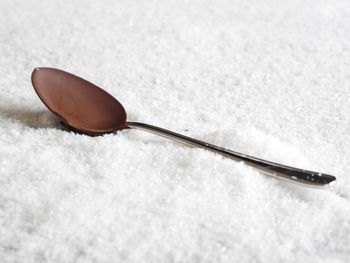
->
[31,67,336,186]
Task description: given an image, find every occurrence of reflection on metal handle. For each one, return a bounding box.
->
[126,122,336,186]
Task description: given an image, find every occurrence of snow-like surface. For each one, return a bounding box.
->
[1,0,350,262]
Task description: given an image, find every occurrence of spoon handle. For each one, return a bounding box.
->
[126,122,336,186]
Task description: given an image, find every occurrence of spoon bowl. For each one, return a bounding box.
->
[32,67,127,135]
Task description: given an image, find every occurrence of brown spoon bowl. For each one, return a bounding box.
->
[32,67,127,135]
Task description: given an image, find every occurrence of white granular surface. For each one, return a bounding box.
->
[0,0,349,262]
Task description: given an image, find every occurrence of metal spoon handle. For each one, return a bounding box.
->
[126,122,336,186]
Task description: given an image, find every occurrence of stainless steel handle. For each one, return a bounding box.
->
[126,122,336,186]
